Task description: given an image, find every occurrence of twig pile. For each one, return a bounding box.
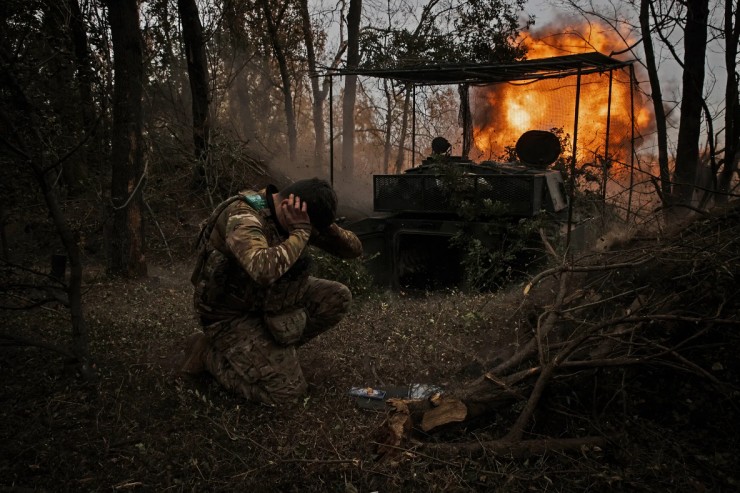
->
[376,202,740,459]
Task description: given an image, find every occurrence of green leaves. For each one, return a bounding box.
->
[309,247,378,299]
[359,0,532,71]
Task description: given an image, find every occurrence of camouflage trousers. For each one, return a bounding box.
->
[201,277,351,405]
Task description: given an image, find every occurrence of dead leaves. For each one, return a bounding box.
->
[375,398,412,459]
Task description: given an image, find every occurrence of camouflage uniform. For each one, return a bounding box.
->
[191,187,362,405]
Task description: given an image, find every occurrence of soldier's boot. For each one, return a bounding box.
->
[179,332,210,374]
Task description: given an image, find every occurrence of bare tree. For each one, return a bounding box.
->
[393,86,411,173]
[382,78,396,173]
[0,52,92,375]
[68,0,97,186]
[640,0,671,200]
[341,0,362,172]
[564,0,722,208]
[178,0,211,189]
[298,0,327,168]
[38,1,90,193]
[364,0,526,172]
[105,0,147,278]
[672,0,710,206]
[261,0,299,163]
[717,0,740,200]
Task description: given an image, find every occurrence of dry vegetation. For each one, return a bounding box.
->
[2,183,740,492]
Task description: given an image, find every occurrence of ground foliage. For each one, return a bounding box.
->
[2,183,740,492]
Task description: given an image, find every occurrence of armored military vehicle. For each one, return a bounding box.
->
[325,53,634,289]
[346,130,569,289]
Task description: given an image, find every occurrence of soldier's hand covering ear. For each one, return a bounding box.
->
[281,194,311,231]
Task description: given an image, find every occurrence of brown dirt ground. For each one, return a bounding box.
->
[2,192,740,492]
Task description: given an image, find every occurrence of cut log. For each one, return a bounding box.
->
[420,399,467,432]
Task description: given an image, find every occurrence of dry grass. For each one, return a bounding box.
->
[2,252,739,491]
[2,188,740,492]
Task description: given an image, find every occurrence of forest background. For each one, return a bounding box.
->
[1,0,739,490]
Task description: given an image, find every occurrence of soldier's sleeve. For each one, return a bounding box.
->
[223,204,312,286]
[309,223,363,259]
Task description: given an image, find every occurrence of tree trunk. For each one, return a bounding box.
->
[341,0,362,172]
[0,57,91,372]
[641,0,671,201]
[68,0,96,186]
[32,161,91,369]
[672,0,709,206]
[178,0,211,189]
[459,84,472,158]
[394,86,410,173]
[42,2,88,194]
[298,0,326,169]
[261,0,297,163]
[717,0,740,201]
[105,0,147,278]
[383,79,394,173]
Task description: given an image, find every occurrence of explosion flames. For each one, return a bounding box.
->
[472,21,653,177]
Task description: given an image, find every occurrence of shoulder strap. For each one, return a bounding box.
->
[190,194,248,285]
[193,195,244,251]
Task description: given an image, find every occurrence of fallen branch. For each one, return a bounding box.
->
[423,436,610,459]
[372,201,740,460]
[495,272,569,375]
[524,255,653,295]
[625,315,740,326]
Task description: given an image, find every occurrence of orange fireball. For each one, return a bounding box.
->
[472,20,653,178]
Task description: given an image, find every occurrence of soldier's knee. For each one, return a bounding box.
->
[324,282,352,319]
[336,283,352,308]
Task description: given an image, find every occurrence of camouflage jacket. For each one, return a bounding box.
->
[193,187,362,323]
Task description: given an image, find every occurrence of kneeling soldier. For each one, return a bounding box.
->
[184,178,363,405]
